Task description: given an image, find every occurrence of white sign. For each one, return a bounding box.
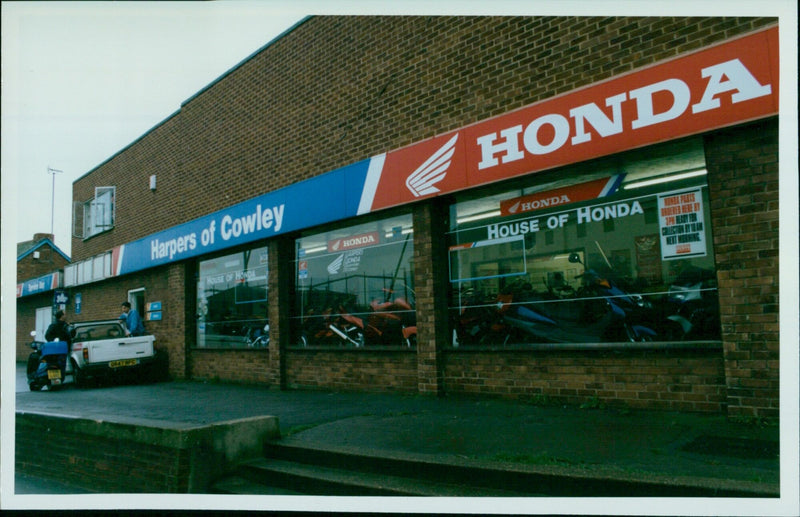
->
[658,188,707,260]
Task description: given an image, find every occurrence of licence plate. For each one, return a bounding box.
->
[109,359,138,368]
[47,369,62,380]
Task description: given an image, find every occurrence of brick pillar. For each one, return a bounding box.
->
[268,236,293,389]
[704,118,779,419]
[413,201,450,395]
[177,262,193,380]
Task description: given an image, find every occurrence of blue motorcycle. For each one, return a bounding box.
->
[501,252,660,343]
[26,331,69,391]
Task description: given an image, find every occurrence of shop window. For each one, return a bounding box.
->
[196,245,269,348]
[292,214,416,348]
[448,138,721,347]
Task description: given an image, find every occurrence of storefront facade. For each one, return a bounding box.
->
[16,234,71,359]
[67,17,780,418]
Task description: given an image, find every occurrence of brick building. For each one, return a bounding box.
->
[16,233,71,358]
[65,16,780,418]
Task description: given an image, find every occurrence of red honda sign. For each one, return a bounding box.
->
[358,26,778,214]
[499,175,625,216]
[328,231,380,252]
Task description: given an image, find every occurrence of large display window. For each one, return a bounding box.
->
[292,214,416,348]
[196,245,269,348]
[448,138,721,347]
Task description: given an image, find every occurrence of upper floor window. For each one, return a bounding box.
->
[74,186,115,239]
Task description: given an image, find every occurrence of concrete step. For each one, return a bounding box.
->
[208,441,536,496]
[260,442,537,495]
[228,457,529,496]
[210,441,777,497]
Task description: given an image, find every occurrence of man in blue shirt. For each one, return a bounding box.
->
[121,301,146,336]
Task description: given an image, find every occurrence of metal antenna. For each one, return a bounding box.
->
[47,166,63,235]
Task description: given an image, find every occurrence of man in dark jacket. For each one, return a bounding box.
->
[45,310,72,349]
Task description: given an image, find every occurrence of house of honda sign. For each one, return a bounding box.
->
[101,27,776,279]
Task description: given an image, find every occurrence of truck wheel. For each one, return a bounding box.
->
[72,360,89,388]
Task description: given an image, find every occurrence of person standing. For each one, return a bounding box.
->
[121,301,146,336]
[45,310,73,348]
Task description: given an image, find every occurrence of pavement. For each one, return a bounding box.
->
[11,362,785,500]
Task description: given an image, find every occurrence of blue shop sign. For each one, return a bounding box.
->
[17,272,60,297]
[54,290,69,305]
[113,159,371,276]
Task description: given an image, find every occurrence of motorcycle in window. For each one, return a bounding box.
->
[665,266,721,340]
[299,306,365,347]
[365,289,417,347]
[243,322,270,347]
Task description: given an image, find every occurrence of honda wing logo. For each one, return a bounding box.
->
[327,254,344,275]
[405,133,458,197]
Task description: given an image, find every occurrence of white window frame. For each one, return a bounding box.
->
[63,251,112,287]
[78,186,115,239]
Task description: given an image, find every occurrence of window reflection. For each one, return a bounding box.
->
[292,215,416,348]
[449,140,721,347]
[196,246,269,348]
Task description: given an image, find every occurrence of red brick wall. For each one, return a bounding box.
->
[16,413,191,493]
[443,349,727,412]
[17,243,69,281]
[285,350,418,393]
[190,349,273,385]
[15,411,278,493]
[705,119,780,419]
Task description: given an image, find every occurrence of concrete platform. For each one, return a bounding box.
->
[10,362,792,512]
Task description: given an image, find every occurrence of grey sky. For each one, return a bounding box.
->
[3,1,307,255]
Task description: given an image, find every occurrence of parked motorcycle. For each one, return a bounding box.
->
[457,252,667,345]
[26,331,70,391]
[665,266,721,340]
[243,322,270,347]
[299,306,366,347]
[452,288,513,346]
[365,289,417,347]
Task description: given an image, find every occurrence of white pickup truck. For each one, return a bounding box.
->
[66,319,165,386]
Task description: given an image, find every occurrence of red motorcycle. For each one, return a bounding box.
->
[299,306,366,347]
[453,290,515,346]
[365,291,417,347]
